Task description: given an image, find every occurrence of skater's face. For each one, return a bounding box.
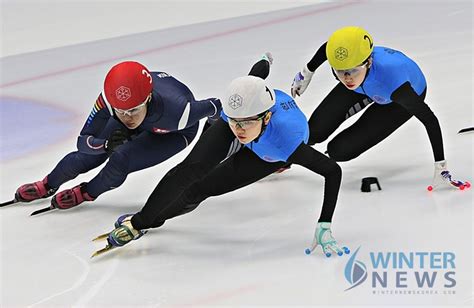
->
[334,58,372,90]
[115,94,150,129]
[228,111,272,144]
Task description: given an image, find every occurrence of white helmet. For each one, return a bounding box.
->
[222,76,275,118]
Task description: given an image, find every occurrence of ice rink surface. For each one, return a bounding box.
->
[0,1,472,307]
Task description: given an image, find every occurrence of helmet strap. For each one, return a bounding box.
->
[253,111,271,143]
[360,56,373,86]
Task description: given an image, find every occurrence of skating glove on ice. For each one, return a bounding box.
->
[428,160,470,191]
[306,222,350,257]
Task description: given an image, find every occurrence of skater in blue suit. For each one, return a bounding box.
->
[96,54,349,258]
[291,26,469,191]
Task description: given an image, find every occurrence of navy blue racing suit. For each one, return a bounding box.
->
[47,71,221,198]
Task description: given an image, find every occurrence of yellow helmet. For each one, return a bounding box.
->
[326,26,374,70]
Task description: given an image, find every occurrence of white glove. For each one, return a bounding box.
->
[305,222,350,257]
[291,65,314,98]
[261,51,273,65]
[428,160,471,191]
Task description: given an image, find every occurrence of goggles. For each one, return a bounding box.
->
[114,100,148,117]
[228,112,267,130]
[333,62,368,78]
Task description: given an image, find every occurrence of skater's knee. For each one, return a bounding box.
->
[308,131,330,146]
[328,161,342,178]
[327,140,360,162]
[60,152,101,176]
[183,183,207,206]
[170,182,207,216]
[107,151,131,175]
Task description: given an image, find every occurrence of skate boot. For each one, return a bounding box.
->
[114,214,134,228]
[91,215,147,257]
[51,183,95,209]
[15,176,58,202]
[108,215,146,247]
[93,214,138,242]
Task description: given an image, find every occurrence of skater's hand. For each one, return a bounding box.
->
[305,222,350,257]
[261,51,273,65]
[207,98,222,122]
[104,129,130,155]
[428,160,471,191]
[291,65,314,98]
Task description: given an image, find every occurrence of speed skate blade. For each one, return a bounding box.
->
[30,206,54,216]
[92,232,111,242]
[91,245,115,258]
[0,199,17,207]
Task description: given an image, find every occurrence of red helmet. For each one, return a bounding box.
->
[104,61,153,109]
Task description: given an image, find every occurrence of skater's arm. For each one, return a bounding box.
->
[77,94,113,155]
[178,98,222,130]
[391,82,444,161]
[77,135,107,154]
[287,143,341,222]
[248,52,273,79]
[291,44,326,98]
[306,42,328,73]
[248,60,270,79]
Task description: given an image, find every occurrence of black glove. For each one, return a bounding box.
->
[208,98,222,121]
[104,129,130,155]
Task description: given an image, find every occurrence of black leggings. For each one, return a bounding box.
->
[132,119,287,229]
[308,83,416,162]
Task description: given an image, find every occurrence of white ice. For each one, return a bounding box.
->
[0,1,472,307]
